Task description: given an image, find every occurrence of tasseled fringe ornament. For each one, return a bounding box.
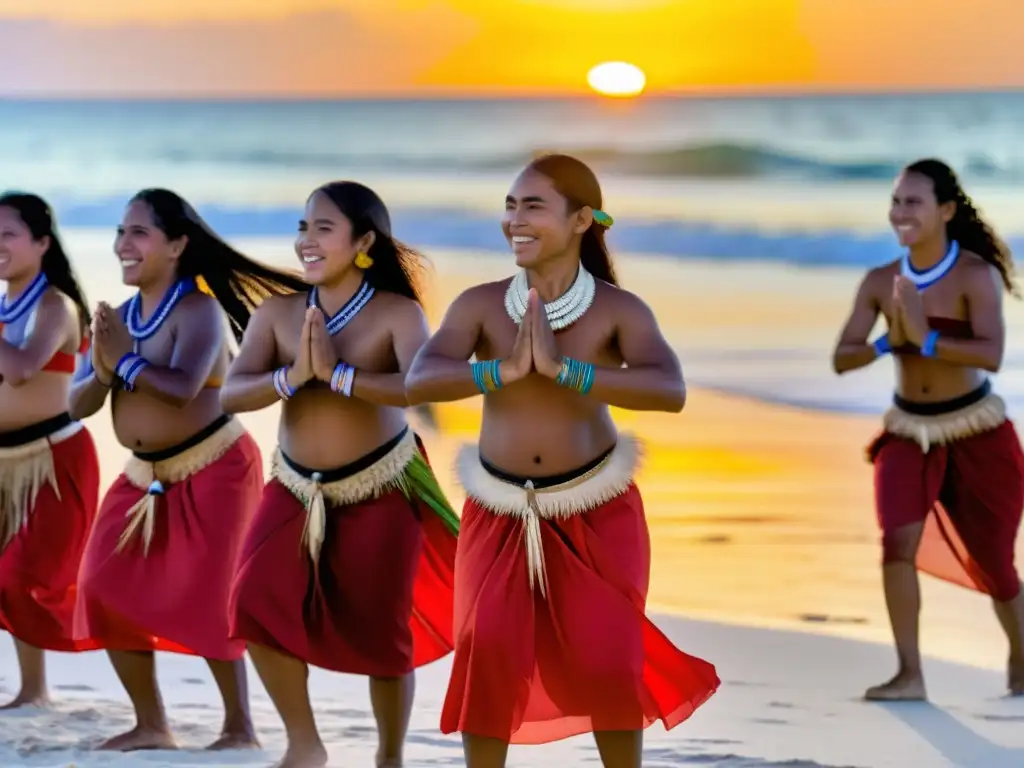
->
[0,442,60,551]
[116,480,163,556]
[300,472,327,565]
[523,480,548,598]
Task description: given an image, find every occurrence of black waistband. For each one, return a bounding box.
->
[893,379,992,416]
[0,412,74,448]
[281,426,410,483]
[132,414,232,462]
[480,443,616,490]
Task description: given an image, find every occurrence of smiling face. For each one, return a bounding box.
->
[114,199,186,288]
[502,169,591,269]
[0,205,48,286]
[296,190,375,287]
[890,171,955,249]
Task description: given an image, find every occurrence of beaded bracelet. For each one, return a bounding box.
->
[273,366,297,400]
[872,333,891,357]
[470,359,503,394]
[555,356,595,395]
[115,352,149,392]
[330,361,356,397]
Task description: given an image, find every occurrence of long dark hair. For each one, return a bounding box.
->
[312,181,427,306]
[0,192,91,334]
[904,158,1017,296]
[131,189,309,341]
[526,153,619,286]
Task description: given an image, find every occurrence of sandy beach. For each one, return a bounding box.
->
[1,239,1021,767]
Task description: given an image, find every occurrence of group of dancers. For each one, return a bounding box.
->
[0,150,1021,768]
[0,154,720,768]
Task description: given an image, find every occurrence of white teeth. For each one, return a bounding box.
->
[512,236,536,244]
[121,260,141,267]
[302,255,323,263]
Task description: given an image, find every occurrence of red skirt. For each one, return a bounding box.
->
[440,485,720,744]
[869,420,1024,602]
[229,452,457,677]
[74,424,263,660]
[0,422,100,652]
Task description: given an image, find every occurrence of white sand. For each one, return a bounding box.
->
[2,235,1022,766]
[0,616,1022,767]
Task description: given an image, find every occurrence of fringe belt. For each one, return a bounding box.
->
[883,381,1005,453]
[0,413,83,550]
[456,434,642,598]
[119,415,245,556]
[271,428,419,565]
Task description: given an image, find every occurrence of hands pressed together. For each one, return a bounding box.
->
[287,307,340,390]
[501,288,563,385]
[889,275,929,348]
[91,302,133,381]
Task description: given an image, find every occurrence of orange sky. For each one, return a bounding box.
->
[0,0,1021,96]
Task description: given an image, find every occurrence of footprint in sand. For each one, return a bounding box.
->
[54,684,95,692]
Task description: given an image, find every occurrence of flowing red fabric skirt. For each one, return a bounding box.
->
[74,433,263,660]
[869,421,1024,601]
[229,479,457,677]
[0,427,101,651]
[440,484,720,745]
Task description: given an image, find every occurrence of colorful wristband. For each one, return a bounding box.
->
[115,352,148,392]
[273,366,297,400]
[872,334,892,356]
[330,361,356,397]
[555,357,595,395]
[921,330,940,358]
[471,359,503,394]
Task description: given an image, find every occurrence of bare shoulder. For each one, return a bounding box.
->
[445,279,510,319]
[866,259,899,286]
[372,290,427,325]
[41,286,73,315]
[958,249,1002,286]
[250,291,306,327]
[595,280,656,321]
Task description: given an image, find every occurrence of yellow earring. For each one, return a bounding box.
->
[354,251,373,269]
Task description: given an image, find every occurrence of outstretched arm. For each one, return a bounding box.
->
[219,300,288,414]
[832,272,884,375]
[0,291,70,387]
[127,296,224,408]
[404,290,486,405]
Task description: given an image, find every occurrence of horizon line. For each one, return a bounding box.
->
[1,84,1022,103]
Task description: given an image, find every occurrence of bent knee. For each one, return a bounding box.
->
[881,524,924,565]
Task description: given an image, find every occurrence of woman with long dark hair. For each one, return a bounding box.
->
[405,154,719,767]
[70,188,308,751]
[832,158,1024,700]
[0,192,100,708]
[222,181,459,768]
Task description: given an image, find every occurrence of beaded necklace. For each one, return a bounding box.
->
[504,265,595,331]
[900,240,960,292]
[307,279,375,336]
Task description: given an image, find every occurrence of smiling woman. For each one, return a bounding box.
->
[586,61,647,97]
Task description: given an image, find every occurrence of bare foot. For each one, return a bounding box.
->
[864,671,927,701]
[1007,656,1024,696]
[207,729,261,750]
[96,726,177,751]
[0,692,49,710]
[271,742,329,768]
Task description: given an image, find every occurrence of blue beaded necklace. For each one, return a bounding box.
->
[307,279,375,336]
[0,272,48,325]
[125,278,196,348]
[900,240,960,292]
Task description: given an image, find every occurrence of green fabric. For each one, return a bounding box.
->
[398,451,461,536]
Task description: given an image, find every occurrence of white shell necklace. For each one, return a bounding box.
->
[504,265,596,331]
[900,240,960,291]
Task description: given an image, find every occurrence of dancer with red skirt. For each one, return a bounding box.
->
[223,181,458,768]
[0,193,99,707]
[833,158,1024,700]
[406,154,720,768]
[69,189,308,750]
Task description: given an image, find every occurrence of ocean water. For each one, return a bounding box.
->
[4,92,1024,414]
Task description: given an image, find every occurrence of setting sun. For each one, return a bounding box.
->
[586,61,647,98]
